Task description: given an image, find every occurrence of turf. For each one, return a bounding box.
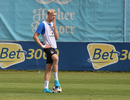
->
[0,70,130,100]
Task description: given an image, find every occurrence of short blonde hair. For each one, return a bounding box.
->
[47,9,56,14]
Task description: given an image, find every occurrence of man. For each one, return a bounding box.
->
[33,9,60,93]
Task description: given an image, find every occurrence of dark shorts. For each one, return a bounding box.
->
[43,48,56,64]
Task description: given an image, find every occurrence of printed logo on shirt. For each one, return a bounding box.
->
[36,0,71,4]
[87,43,120,70]
[49,35,55,37]
[49,31,55,37]
[0,43,26,69]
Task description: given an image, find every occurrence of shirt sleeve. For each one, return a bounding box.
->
[35,23,45,34]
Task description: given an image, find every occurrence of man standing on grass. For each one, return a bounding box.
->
[33,9,61,93]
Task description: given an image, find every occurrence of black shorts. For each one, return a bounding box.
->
[43,48,56,64]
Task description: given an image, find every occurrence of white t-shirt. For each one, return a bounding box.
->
[36,21,57,48]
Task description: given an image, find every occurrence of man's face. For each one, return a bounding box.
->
[48,13,56,21]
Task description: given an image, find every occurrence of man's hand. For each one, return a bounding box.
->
[53,18,56,29]
[53,18,59,40]
[42,45,51,49]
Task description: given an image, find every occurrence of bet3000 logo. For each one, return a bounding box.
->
[87,43,120,69]
[0,43,26,69]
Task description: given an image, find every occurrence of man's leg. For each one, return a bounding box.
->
[51,54,60,87]
[43,64,53,93]
[44,64,53,81]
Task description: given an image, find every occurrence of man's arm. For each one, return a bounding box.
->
[53,18,59,40]
[33,32,51,48]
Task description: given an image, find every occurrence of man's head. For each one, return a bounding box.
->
[47,9,56,21]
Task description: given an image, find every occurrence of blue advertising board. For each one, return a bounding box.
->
[0,0,124,42]
[0,41,130,71]
[124,0,130,42]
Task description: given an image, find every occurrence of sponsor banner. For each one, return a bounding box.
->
[124,0,130,42]
[0,0,123,42]
[0,41,130,71]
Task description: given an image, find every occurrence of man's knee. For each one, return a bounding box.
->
[46,64,53,71]
[52,54,59,63]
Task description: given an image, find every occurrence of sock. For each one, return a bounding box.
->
[44,81,49,89]
[54,72,58,80]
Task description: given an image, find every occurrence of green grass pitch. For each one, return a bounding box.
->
[0,70,130,100]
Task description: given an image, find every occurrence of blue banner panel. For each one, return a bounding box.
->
[0,41,130,71]
[0,0,123,42]
[124,0,130,42]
